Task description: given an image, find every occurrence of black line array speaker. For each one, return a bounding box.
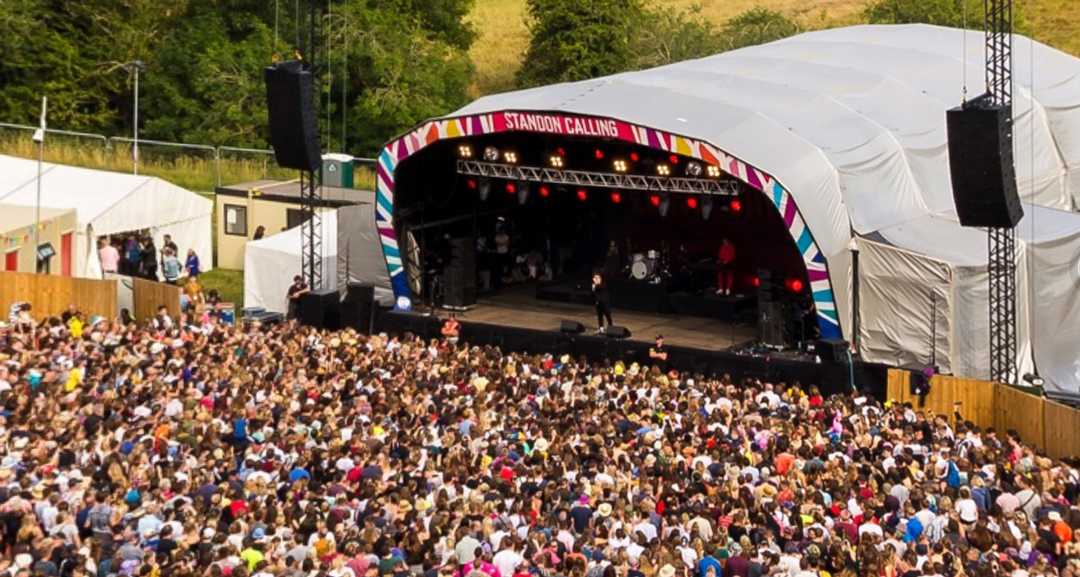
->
[341,283,375,334]
[816,338,850,363]
[759,301,787,349]
[300,288,340,330]
[947,103,1023,228]
[443,238,477,308]
[265,60,321,172]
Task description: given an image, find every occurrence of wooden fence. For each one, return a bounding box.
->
[132,277,182,323]
[0,271,117,319]
[887,368,1080,459]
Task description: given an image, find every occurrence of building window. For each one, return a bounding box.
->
[286,208,311,230]
[224,204,248,236]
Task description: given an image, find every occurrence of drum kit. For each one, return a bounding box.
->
[629,249,669,283]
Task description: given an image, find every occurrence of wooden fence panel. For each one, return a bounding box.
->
[1043,400,1080,460]
[132,277,182,323]
[934,375,996,429]
[993,385,1045,449]
[0,271,116,319]
[886,368,910,403]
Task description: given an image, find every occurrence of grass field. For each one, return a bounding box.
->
[468,0,1080,96]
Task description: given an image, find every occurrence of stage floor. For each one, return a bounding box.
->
[458,285,756,352]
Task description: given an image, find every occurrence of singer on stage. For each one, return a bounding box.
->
[592,273,613,333]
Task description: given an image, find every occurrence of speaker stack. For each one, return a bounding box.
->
[756,270,787,349]
[300,288,340,330]
[443,238,477,308]
[264,60,322,172]
[946,101,1023,227]
[341,283,375,334]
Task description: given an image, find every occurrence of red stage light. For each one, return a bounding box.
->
[785,278,805,293]
[539,185,550,198]
[730,199,743,214]
[594,149,605,160]
[556,147,566,157]
[610,191,622,204]
[630,152,640,162]
[505,182,516,194]
[577,189,588,201]
[669,154,679,165]
[466,179,477,190]
[649,194,661,207]
[751,276,762,288]
[686,197,698,209]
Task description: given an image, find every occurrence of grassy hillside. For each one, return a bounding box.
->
[468,0,1080,96]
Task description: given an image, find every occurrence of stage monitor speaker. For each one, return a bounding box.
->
[560,320,585,334]
[605,326,631,339]
[341,283,375,333]
[947,103,1023,228]
[816,338,850,363]
[265,60,321,172]
[759,301,787,349]
[300,288,340,330]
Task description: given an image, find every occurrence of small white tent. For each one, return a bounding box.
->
[0,154,213,278]
[243,210,338,313]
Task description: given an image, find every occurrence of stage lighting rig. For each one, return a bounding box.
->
[613,159,629,173]
[656,164,671,176]
[706,165,721,178]
[503,151,519,164]
[458,144,473,158]
[549,155,564,168]
[483,146,499,162]
[686,197,699,209]
[610,191,622,204]
[686,162,703,177]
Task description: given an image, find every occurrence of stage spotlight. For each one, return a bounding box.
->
[483,146,499,161]
[656,164,671,176]
[594,149,605,160]
[630,151,640,162]
[730,198,743,214]
[649,194,661,207]
[517,182,530,205]
[576,189,588,201]
[686,162,703,177]
[478,178,491,201]
[669,154,679,165]
[613,159,628,173]
[538,185,551,198]
[458,144,473,158]
[751,276,762,288]
[785,277,805,294]
[503,151,518,164]
[706,165,721,178]
[610,191,622,204]
[686,196,699,210]
[701,196,714,220]
[1023,373,1045,386]
[549,155,564,168]
[466,178,477,190]
[505,182,516,194]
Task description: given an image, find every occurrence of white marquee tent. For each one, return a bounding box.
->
[445,24,1080,397]
[0,154,213,278]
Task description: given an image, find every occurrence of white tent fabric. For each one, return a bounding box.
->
[244,210,338,314]
[440,24,1080,395]
[0,154,213,278]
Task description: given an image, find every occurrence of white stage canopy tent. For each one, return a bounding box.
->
[244,210,338,314]
[0,154,212,278]
[432,24,1080,397]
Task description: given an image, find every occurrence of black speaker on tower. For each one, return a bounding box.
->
[946,100,1023,228]
[443,238,477,308]
[756,269,787,349]
[264,60,322,172]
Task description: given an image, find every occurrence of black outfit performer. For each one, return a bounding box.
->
[286,275,309,320]
[591,273,613,332]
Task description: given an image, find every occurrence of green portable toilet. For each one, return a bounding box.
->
[322,153,354,188]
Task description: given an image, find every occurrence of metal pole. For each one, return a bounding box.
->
[133,65,139,175]
[34,97,47,263]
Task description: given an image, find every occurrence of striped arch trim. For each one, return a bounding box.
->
[376,111,841,338]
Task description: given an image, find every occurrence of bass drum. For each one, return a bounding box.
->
[631,259,656,280]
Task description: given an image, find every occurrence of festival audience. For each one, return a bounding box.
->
[0,307,1074,577]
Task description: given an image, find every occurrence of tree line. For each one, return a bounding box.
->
[0,0,997,156]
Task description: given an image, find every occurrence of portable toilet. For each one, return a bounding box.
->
[322,153,354,188]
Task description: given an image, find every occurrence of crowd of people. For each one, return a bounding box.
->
[0,306,1076,577]
[97,234,200,284]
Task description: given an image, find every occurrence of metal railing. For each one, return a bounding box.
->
[0,120,379,190]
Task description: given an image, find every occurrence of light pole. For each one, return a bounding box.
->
[121,60,145,175]
[32,97,47,261]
